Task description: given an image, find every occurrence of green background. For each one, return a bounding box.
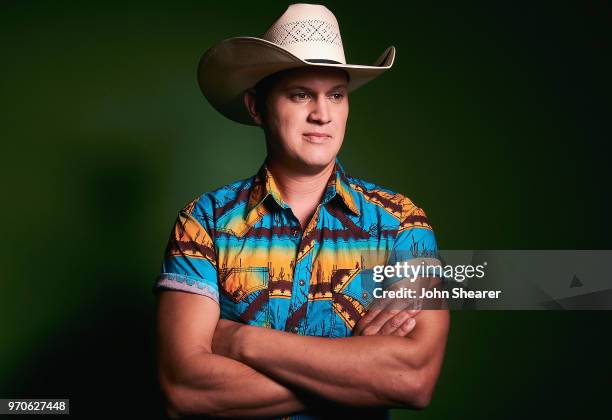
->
[2,0,611,418]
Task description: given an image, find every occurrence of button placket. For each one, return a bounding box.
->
[284,235,311,334]
[291,255,306,302]
[285,207,320,334]
[290,226,301,241]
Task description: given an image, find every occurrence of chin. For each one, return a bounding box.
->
[302,145,339,161]
[301,146,333,159]
[299,154,335,169]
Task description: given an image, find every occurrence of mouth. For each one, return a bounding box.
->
[303,132,332,143]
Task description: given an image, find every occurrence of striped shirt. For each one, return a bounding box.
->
[155,156,439,418]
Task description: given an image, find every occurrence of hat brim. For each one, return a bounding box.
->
[197,36,396,126]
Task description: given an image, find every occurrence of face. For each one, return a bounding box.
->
[247,66,349,173]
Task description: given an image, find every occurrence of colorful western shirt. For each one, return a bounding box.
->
[154,156,439,419]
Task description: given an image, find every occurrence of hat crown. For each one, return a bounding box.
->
[262,3,346,64]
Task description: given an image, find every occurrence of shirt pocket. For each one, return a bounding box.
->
[331,267,375,336]
[219,266,270,325]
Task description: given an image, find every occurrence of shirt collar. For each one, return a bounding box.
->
[247,156,361,218]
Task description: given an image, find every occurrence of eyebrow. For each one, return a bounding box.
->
[283,84,348,93]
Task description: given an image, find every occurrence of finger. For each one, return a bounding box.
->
[377,310,411,335]
[355,296,421,336]
[353,302,387,335]
[354,307,383,336]
[377,308,421,336]
[406,308,422,317]
[362,304,422,336]
[361,308,402,336]
[392,318,417,336]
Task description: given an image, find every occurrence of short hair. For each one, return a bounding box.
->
[253,71,281,121]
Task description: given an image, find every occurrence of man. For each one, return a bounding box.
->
[154,4,449,419]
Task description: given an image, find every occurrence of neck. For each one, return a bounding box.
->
[266,156,336,204]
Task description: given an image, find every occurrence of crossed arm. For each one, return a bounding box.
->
[156,288,449,418]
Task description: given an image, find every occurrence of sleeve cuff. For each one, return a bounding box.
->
[154,273,219,304]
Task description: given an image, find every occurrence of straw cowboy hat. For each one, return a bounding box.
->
[197,3,396,126]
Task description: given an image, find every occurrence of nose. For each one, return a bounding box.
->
[308,95,331,124]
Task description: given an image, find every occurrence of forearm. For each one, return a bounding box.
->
[231,326,425,408]
[164,350,311,418]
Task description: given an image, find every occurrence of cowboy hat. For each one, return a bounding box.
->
[197,3,396,126]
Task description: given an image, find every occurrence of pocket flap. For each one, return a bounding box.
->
[221,266,269,302]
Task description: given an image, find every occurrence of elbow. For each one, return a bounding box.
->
[160,378,184,418]
[158,351,222,417]
[160,376,197,418]
[407,374,434,410]
[389,368,436,410]
[162,382,215,418]
[160,375,218,418]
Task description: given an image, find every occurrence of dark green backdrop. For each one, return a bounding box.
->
[2,1,611,418]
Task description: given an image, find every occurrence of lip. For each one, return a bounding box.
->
[303,132,332,143]
[303,132,331,137]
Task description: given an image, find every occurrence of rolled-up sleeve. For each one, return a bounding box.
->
[154,195,219,304]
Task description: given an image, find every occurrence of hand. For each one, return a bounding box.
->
[353,277,425,337]
[211,318,246,359]
[353,306,420,337]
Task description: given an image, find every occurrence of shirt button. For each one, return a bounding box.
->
[362,291,369,299]
[292,326,299,333]
[291,228,300,237]
[299,279,305,286]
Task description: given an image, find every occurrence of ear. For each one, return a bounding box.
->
[243,88,263,126]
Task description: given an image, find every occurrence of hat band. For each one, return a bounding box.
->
[305,58,342,64]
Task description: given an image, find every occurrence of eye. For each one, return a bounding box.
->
[291,92,310,101]
[330,93,345,102]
